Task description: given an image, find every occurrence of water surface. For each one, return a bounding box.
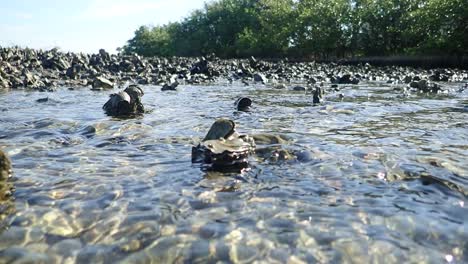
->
[0,81,467,263]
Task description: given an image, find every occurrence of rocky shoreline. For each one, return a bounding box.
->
[1,47,467,93]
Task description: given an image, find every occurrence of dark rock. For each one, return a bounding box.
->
[417,80,429,91]
[274,84,287,89]
[403,75,413,84]
[36,97,49,103]
[249,56,257,68]
[190,57,209,75]
[92,77,113,89]
[0,46,464,95]
[161,80,178,91]
[66,64,82,79]
[308,77,317,84]
[98,49,111,62]
[124,85,145,113]
[292,85,307,91]
[102,85,145,116]
[251,134,295,163]
[409,81,419,89]
[253,73,267,83]
[313,86,324,104]
[235,97,252,111]
[337,74,359,84]
[409,79,441,93]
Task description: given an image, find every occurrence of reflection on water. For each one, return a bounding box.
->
[0,82,467,263]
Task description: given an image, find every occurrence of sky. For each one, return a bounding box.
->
[0,0,207,54]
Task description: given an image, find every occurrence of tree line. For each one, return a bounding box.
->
[121,0,467,59]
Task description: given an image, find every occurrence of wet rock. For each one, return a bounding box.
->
[274,83,287,89]
[403,75,413,83]
[92,76,113,89]
[161,81,178,91]
[102,85,145,116]
[253,73,267,83]
[409,79,441,93]
[124,85,145,113]
[249,56,258,68]
[48,239,83,257]
[0,247,56,264]
[251,134,290,145]
[235,97,252,111]
[335,74,360,84]
[251,134,296,163]
[161,75,179,91]
[36,97,49,103]
[256,147,296,163]
[0,149,12,180]
[0,46,465,94]
[293,85,307,91]
[313,86,324,104]
[190,57,210,75]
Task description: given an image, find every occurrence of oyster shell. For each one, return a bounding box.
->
[235,97,252,111]
[203,118,235,141]
[102,85,145,116]
[192,119,253,170]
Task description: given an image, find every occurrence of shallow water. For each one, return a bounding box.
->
[0,81,467,263]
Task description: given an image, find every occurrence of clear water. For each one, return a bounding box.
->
[0,81,467,263]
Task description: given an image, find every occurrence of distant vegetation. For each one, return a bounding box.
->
[122,0,467,59]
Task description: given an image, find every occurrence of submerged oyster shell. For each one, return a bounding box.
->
[252,134,290,145]
[0,149,12,180]
[203,137,252,155]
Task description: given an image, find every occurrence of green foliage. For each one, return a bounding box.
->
[408,0,468,55]
[293,0,352,58]
[123,25,174,56]
[122,0,467,58]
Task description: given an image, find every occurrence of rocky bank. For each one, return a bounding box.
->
[0,47,467,93]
